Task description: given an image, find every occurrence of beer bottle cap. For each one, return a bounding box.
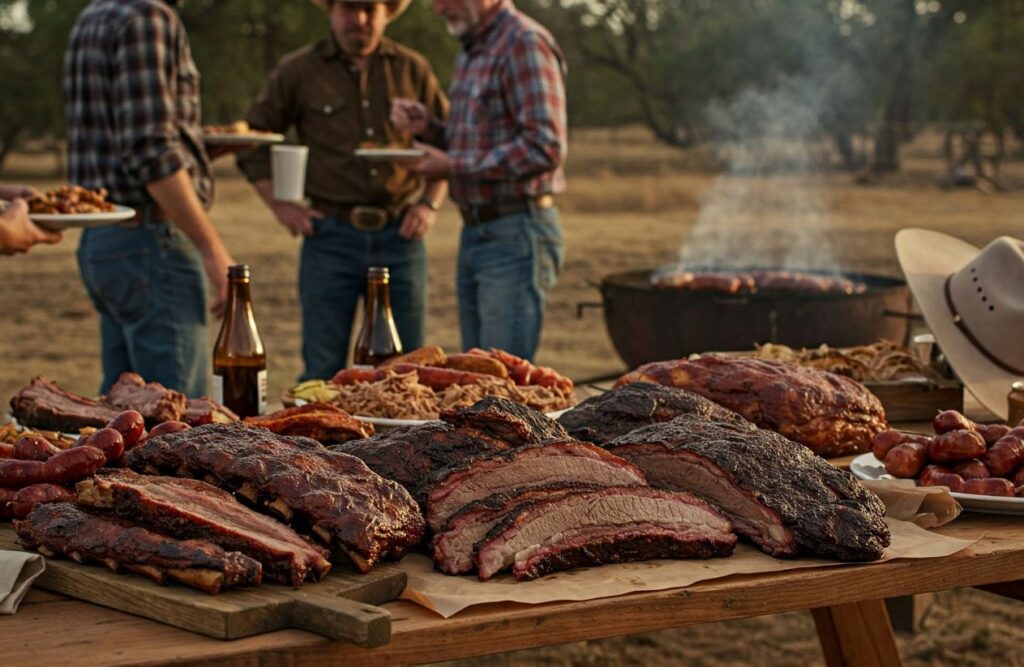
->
[228,264,251,279]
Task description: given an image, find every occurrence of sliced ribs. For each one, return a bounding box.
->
[333,396,572,504]
[474,486,736,580]
[617,355,888,456]
[124,423,425,572]
[425,441,647,532]
[605,415,890,561]
[77,470,331,588]
[244,402,374,444]
[15,502,262,594]
[432,483,598,575]
[558,382,746,445]
[105,372,187,426]
[10,376,119,433]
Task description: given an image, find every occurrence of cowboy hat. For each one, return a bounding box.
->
[895,229,1024,421]
[310,0,412,20]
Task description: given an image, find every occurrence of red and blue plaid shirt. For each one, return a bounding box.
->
[433,0,567,206]
[65,0,213,210]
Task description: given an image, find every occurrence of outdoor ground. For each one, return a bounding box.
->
[2,128,1023,664]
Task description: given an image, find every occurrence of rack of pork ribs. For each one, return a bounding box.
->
[650,269,868,295]
[333,394,889,581]
[244,403,374,444]
[9,373,236,433]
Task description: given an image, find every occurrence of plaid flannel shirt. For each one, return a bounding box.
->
[435,0,567,206]
[65,0,213,210]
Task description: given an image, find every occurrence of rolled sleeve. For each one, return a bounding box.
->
[111,9,189,187]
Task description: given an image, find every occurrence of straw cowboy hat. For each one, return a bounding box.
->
[895,229,1024,421]
[311,0,412,20]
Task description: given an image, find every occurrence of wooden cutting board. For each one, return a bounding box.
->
[0,525,404,647]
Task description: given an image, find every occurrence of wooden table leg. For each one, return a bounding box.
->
[811,599,902,667]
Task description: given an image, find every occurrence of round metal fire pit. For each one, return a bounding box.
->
[598,269,912,368]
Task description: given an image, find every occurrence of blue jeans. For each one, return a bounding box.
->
[298,215,426,381]
[77,223,210,397]
[457,205,565,361]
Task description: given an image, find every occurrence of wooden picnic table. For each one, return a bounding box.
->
[5,511,1024,667]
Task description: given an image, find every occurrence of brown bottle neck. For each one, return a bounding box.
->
[365,278,392,315]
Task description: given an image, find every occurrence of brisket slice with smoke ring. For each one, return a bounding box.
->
[432,482,599,575]
[557,382,747,445]
[15,502,262,594]
[425,442,647,533]
[10,376,119,433]
[473,486,736,580]
[334,397,573,505]
[124,423,425,572]
[105,372,187,426]
[605,415,890,561]
[77,470,331,588]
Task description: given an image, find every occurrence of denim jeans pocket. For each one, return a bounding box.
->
[84,248,151,324]
[530,215,565,291]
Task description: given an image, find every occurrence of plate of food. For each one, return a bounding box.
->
[7,185,136,229]
[354,147,426,160]
[202,121,284,145]
[850,452,1024,515]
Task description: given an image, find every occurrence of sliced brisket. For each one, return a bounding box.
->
[474,486,736,580]
[425,442,647,532]
[10,376,119,433]
[557,382,746,444]
[124,422,425,572]
[605,415,890,561]
[15,502,262,594]
[439,396,570,443]
[77,470,332,588]
[105,372,187,426]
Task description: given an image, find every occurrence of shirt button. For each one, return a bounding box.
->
[366,128,375,137]
[323,105,333,113]
[370,168,378,176]
[362,100,370,108]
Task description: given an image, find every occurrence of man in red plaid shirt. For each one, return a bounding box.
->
[391,0,567,362]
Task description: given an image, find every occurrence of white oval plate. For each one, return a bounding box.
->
[202,132,285,145]
[28,204,136,229]
[295,398,569,427]
[354,148,426,160]
[850,452,1024,515]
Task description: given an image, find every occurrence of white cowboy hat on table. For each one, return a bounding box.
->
[311,0,412,20]
[895,228,1024,421]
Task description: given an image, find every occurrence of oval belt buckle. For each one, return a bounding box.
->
[351,206,389,231]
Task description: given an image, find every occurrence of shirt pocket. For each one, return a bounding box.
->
[301,98,354,149]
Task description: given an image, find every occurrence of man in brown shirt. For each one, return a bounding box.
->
[237,0,448,381]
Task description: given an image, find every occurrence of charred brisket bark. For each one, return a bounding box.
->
[616,355,888,457]
[77,470,332,588]
[105,372,187,426]
[473,486,736,580]
[244,402,374,444]
[557,382,746,444]
[425,442,647,532]
[10,376,119,432]
[439,396,570,443]
[15,502,262,594]
[124,423,425,572]
[605,415,890,561]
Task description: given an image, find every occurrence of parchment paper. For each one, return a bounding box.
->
[861,479,961,528]
[399,518,975,618]
[0,550,45,614]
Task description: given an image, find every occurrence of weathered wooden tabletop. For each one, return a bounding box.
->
[4,512,1023,667]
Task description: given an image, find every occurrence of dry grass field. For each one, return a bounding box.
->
[2,128,1024,664]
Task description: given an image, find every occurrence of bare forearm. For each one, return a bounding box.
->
[251,178,276,208]
[145,169,227,256]
[423,179,447,205]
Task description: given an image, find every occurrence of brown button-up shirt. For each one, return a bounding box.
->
[237,36,448,208]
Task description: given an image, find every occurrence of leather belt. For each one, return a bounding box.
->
[122,204,169,227]
[311,199,403,232]
[459,195,555,227]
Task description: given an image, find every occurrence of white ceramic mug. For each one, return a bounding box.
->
[271,145,309,202]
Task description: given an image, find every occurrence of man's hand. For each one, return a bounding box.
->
[390,99,430,135]
[396,142,452,181]
[398,203,438,241]
[0,184,39,201]
[271,200,324,237]
[0,199,63,255]
[201,246,235,318]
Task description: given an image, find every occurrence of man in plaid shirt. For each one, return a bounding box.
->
[392,0,567,361]
[65,0,235,397]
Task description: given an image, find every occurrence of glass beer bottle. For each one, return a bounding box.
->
[352,266,403,367]
[212,264,267,417]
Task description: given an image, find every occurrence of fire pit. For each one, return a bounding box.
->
[591,269,912,368]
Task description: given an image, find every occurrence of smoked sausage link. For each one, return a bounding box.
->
[871,430,906,461]
[918,465,964,492]
[933,410,976,434]
[11,484,74,520]
[928,429,986,463]
[12,435,61,462]
[960,477,1016,497]
[983,435,1024,477]
[0,446,105,486]
[884,442,928,478]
